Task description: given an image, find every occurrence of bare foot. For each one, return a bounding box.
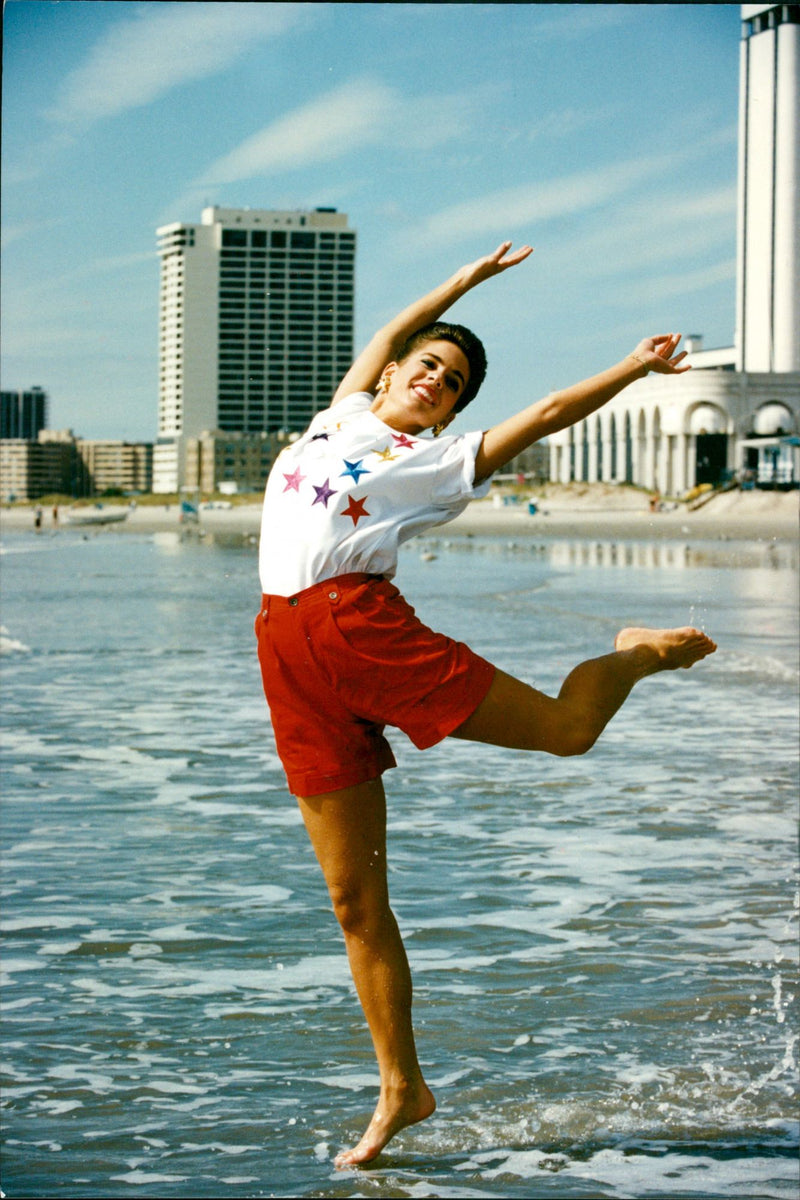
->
[334,1080,436,1168]
[614,626,717,673]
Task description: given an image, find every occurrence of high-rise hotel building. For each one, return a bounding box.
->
[154,206,356,493]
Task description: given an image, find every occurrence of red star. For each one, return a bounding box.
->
[391,433,417,449]
[340,495,370,526]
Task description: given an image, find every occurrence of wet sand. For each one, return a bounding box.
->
[2,486,797,543]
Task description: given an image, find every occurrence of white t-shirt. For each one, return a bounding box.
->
[258,392,491,595]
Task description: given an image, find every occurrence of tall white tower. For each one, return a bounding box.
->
[736,4,800,372]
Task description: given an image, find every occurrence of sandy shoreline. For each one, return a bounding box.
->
[2,487,797,544]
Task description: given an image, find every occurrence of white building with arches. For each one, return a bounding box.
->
[549,4,799,494]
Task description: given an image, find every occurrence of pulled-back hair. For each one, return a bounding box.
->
[395,322,487,412]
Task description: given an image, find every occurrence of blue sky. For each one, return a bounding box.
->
[1,2,741,441]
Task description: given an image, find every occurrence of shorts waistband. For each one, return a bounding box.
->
[260,573,384,614]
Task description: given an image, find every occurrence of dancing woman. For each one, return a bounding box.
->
[255,242,716,1166]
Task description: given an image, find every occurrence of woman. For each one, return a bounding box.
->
[255,242,716,1166]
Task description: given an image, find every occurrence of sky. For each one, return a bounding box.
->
[1,2,742,442]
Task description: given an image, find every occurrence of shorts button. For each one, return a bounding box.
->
[289,597,299,607]
[329,591,338,600]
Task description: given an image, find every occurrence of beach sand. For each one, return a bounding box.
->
[2,485,797,543]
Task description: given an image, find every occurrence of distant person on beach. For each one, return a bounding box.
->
[255,242,717,1167]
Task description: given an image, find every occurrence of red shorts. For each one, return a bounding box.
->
[255,573,495,797]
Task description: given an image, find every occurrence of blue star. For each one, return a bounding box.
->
[340,458,371,485]
[311,432,330,442]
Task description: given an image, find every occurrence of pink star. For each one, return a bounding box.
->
[340,495,370,526]
[312,478,338,508]
[391,433,417,450]
[282,467,306,493]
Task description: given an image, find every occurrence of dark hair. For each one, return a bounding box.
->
[394,322,487,412]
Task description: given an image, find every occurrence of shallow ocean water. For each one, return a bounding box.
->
[1,525,797,1199]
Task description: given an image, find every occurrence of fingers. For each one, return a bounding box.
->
[489,241,533,268]
[496,243,534,270]
[647,344,692,375]
[639,334,686,367]
[648,333,680,351]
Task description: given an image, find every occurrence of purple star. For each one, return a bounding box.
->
[312,478,338,508]
[311,432,330,442]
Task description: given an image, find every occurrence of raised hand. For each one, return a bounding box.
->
[629,334,691,375]
[463,241,533,286]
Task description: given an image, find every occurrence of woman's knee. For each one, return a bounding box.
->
[551,721,599,757]
[327,877,389,935]
[554,731,597,757]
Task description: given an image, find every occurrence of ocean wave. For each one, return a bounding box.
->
[709,649,799,684]
[0,625,31,655]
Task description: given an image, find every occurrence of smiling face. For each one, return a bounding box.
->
[371,339,471,434]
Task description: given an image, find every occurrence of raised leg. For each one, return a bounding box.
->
[296,777,435,1167]
[452,626,716,754]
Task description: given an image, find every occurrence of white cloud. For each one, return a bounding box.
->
[552,185,737,283]
[534,4,632,39]
[1,216,67,251]
[47,2,314,127]
[623,257,737,305]
[522,102,623,144]
[197,79,396,185]
[193,76,493,188]
[414,153,683,246]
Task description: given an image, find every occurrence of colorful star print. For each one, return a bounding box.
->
[374,446,399,463]
[391,433,417,449]
[340,458,371,484]
[341,495,370,526]
[311,432,330,442]
[282,467,306,492]
[311,478,338,508]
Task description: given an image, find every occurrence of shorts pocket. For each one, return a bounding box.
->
[326,581,416,658]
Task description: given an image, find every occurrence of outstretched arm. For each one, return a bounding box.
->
[474,335,690,483]
[332,241,532,404]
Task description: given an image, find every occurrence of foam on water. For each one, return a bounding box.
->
[1,530,797,1198]
[0,623,31,654]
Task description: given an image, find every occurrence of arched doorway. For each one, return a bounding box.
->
[690,404,728,486]
[741,403,799,487]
